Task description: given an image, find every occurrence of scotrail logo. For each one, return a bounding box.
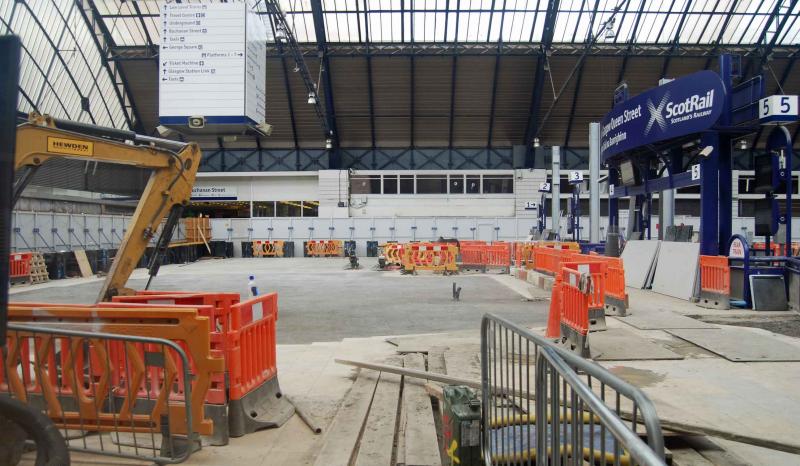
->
[644,92,670,136]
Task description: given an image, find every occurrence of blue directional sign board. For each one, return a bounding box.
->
[600,71,726,162]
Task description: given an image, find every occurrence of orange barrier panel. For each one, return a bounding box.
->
[252,240,285,257]
[545,274,563,338]
[112,292,240,405]
[698,255,730,309]
[484,244,511,269]
[228,293,278,400]
[459,244,485,267]
[381,242,404,265]
[532,246,570,274]
[9,252,32,279]
[563,261,608,331]
[6,304,224,437]
[559,267,592,357]
[563,252,628,316]
[536,241,581,251]
[402,242,459,274]
[305,240,343,257]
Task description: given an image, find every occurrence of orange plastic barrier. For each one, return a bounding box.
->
[559,267,591,340]
[381,242,404,265]
[546,274,563,338]
[537,241,581,251]
[305,240,343,257]
[6,304,224,436]
[459,243,510,271]
[9,252,32,279]
[698,255,730,309]
[699,256,730,295]
[228,293,278,400]
[532,246,569,274]
[112,292,240,405]
[252,240,285,257]
[402,242,459,274]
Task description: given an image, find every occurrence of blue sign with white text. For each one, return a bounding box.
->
[600,70,726,162]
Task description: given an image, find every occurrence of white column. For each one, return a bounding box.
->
[589,123,600,243]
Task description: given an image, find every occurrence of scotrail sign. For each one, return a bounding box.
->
[600,70,726,162]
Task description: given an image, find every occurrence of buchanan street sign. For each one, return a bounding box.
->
[600,70,726,162]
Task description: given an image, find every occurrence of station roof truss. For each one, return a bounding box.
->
[5,0,800,156]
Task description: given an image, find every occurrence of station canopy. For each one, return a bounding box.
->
[3,0,800,164]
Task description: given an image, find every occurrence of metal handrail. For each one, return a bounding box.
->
[481,313,665,465]
[536,345,665,466]
[4,323,196,464]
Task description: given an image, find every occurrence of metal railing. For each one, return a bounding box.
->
[1,323,196,464]
[481,314,665,466]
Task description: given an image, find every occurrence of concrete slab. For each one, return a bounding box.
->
[9,258,549,344]
[666,327,800,362]
[651,242,700,301]
[589,328,684,361]
[620,240,660,289]
[616,309,718,330]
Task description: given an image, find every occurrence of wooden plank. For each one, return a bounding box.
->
[73,249,93,278]
[313,370,379,466]
[354,371,402,466]
[427,347,448,377]
[402,354,441,466]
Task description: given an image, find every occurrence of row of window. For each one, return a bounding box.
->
[252,201,319,217]
[351,174,514,195]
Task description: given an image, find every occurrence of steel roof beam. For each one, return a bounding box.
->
[564,0,600,149]
[310,0,341,168]
[523,0,560,167]
[660,0,694,79]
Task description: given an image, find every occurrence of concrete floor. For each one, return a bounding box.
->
[9,257,548,344]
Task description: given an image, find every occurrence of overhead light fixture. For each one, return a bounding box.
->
[533,137,540,148]
[604,18,616,40]
[699,146,714,158]
[307,92,317,105]
[740,139,748,150]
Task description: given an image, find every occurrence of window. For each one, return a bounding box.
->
[303,201,319,217]
[466,175,481,194]
[351,175,381,194]
[400,175,414,194]
[417,175,447,194]
[449,175,464,194]
[483,175,514,193]
[277,201,302,217]
[383,175,398,194]
[253,201,275,217]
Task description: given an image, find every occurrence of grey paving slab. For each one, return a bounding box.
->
[589,328,683,361]
[667,328,800,362]
[620,240,660,289]
[651,242,700,301]
[616,310,719,330]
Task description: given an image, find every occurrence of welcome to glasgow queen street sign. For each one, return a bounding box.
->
[600,70,726,163]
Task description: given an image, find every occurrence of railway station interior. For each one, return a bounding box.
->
[3,1,800,465]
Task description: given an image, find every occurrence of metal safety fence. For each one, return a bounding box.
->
[481,314,665,466]
[1,323,196,464]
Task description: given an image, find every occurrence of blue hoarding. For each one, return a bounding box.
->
[600,70,726,162]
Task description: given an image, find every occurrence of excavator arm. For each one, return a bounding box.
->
[13,113,201,302]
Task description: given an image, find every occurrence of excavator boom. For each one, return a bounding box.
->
[13,113,201,302]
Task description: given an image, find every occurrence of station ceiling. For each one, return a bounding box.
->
[3,0,800,154]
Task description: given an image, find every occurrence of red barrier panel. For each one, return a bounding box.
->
[9,252,32,279]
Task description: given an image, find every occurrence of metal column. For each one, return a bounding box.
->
[551,146,561,235]
[589,123,600,243]
[660,188,674,239]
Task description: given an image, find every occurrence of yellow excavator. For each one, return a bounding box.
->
[13,112,202,302]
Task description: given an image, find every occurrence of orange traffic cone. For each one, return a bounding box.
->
[545,274,562,339]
